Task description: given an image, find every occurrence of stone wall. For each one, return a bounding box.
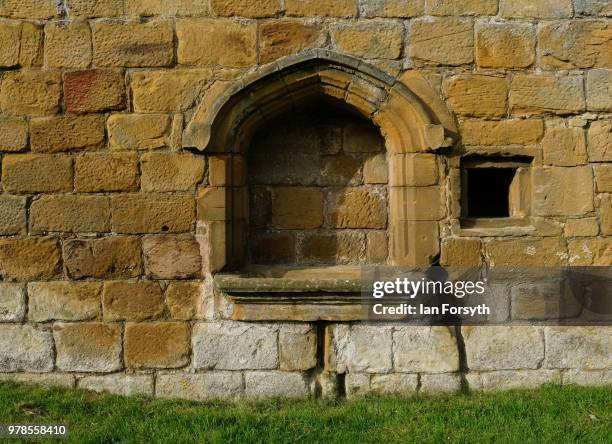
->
[0,0,610,399]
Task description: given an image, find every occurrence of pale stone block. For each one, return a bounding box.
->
[544,326,611,370]
[156,372,243,400]
[467,370,561,391]
[393,326,459,373]
[79,374,154,396]
[0,283,25,322]
[0,325,54,372]
[244,371,310,399]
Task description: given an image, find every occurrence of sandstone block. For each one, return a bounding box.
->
[539,21,612,69]
[390,220,440,266]
[595,166,612,193]
[75,152,138,192]
[444,75,507,117]
[359,0,423,17]
[574,0,612,16]
[390,186,443,220]
[131,69,211,112]
[542,128,587,166]
[300,231,365,264]
[427,0,497,15]
[586,69,612,111]
[125,0,210,16]
[510,281,582,321]
[197,187,227,221]
[464,326,544,370]
[0,237,62,281]
[143,234,202,279]
[0,283,25,322]
[78,374,153,396]
[271,187,323,229]
[108,114,171,150]
[125,322,190,369]
[363,154,388,184]
[285,0,357,17]
[111,194,195,233]
[0,71,61,116]
[0,325,54,372]
[328,188,387,228]
[176,19,257,67]
[211,0,280,17]
[600,194,612,235]
[370,374,418,395]
[279,324,317,371]
[367,231,388,263]
[0,196,26,235]
[389,153,437,186]
[64,69,126,113]
[545,327,611,370]
[166,282,201,320]
[30,115,105,153]
[28,282,101,322]
[0,0,57,19]
[0,116,28,151]
[475,22,535,68]
[192,321,278,370]
[244,371,309,399]
[67,0,124,17]
[54,322,122,372]
[0,373,74,388]
[64,236,143,279]
[587,120,611,162]
[410,18,473,66]
[92,20,174,67]
[533,166,594,216]
[440,238,481,266]
[460,119,544,146]
[332,21,403,59]
[420,373,461,393]
[259,20,325,64]
[0,20,21,67]
[500,0,572,18]
[102,281,165,321]
[568,239,612,265]
[156,372,243,400]
[250,232,296,264]
[467,370,561,391]
[344,123,384,153]
[393,326,459,373]
[345,373,371,398]
[486,238,567,266]
[141,152,204,192]
[564,218,599,237]
[44,20,91,68]
[510,75,585,115]
[563,370,612,386]
[2,154,72,193]
[320,156,362,186]
[346,325,393,373]
[19,22,44,67]
[30,195,111,233]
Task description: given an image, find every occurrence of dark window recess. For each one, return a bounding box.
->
[466,168,516,218]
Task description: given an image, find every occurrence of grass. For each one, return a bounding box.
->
[0,382,610,443]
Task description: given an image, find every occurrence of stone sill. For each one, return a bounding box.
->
[458,217,535,237]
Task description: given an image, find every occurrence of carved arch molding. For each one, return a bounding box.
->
[184,50,458,272]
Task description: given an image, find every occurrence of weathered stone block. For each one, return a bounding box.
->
[67,0,124,17]
[444,75,507,117]
[564,218,599,237]
[124,322,190,369]
[2,154,73,193]
[143,234,202,279]
[586,69,612,111]
[390,220,440,266]
[192,321,278,370]
[390,186,443,220]
[19,22,44,67]
[285,0,357,17]
[0,196,26,235]
[510,75,585,115]
[102,281,165,321]
[64,69,126,113]
[78,374,153,396]
[427,0,497,15]
[44,20,91,68]
[0,325,54,372]
[587,120,611,162]
[599,194,612,235]
[475,22,535,68]
[331,21,403,59]
[260,21,325,64]
[131,69,211,112]
[532,166,594,216]
[328,188,387,228]
[467,370,561,391]
[389,153,437,186]
[166,282,201,320]
[271,187,323,229]
[500,0,572,18]
[54,322,122,372]
[0,20,21,67]
[420,373,461,393]
[440,238,481,266]
[542,128,587,166]
[563,370,612,386]
[125,0,210,16]
[363,154,388,184]
[344,123,384,153]
[568,239,612,265]
[460,119,544,146]
[111,194,195,233]
[0,0,57,19]
[486,238,567,266]
[176,19,257,67]
[64,236,143,279]
[28,282,101,322]
[345,325,393,373]
[367,231,388,263]
[545,327,611,370]
[464,326,544,370]
[574,0,612,16]
[0,373,74,388]
[30,195,111,233]
[300,231,365,264]
[279,324,317,371]
[108,114,171,150]
[410,18,473,66]
[360,0,423,17]
[141,152,204,192]
[30,115,105,153]
[0,283,25,322]
[0,116,28,151]
[370,374,418,395]
[345,373,371,398]
[0,71,61,116]
[75,152,139,192]
[0,237,62,281]
[539,21,612,69]
[510,282,582,321]
[244,371,309,399]
[393,326,459,373]
[156,372,243,400]
[250,232,296,264]
[92,20,174,67]
[320,156,362,186]
[211,0,280,17]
